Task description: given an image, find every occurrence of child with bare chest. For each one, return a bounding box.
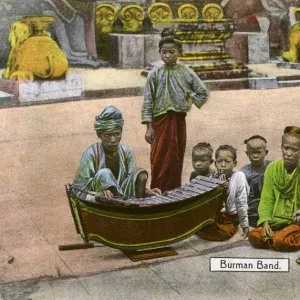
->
[240,135,271,227]
[190,142,215,180]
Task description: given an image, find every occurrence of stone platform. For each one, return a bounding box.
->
[196,68,251,80]
[0,90,13,107]
[0,73,83,105]
[249,77,278,89]
[0,64,300,107]
[277,62,300,70]
[171,20,250,81]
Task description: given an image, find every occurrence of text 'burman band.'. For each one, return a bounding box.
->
[210,258,289,272]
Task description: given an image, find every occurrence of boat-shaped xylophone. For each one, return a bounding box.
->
[66,175,226,251]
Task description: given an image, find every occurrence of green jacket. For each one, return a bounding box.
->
[258,160,300,229]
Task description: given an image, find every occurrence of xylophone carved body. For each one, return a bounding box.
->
[65,176,227,251]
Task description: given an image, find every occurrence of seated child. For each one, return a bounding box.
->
[190,142,215,180]
[197,145,250,241]
[240,135,272,228]
[248,126,300,252]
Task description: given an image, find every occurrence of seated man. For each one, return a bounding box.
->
[73,106,160,201]
[248,126,300,251]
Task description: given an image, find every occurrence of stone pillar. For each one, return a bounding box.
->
[225,32,249,63]
[109,34,145,68]
[248,33,270,63]
[144,34,161,66]
[226,32,270,64]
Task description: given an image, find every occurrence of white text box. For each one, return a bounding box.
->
[210,258,289,272]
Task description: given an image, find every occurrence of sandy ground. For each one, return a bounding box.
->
[1,86,300,299]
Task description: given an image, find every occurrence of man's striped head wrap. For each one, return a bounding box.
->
[94,106,124,132]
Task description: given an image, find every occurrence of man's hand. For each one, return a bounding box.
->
[102,190,114,198]
[145,128,155,144]
[151,188,162,195]
[261,221,273,239]
[145,123,155,144]
[293,210,300,224]
[95,190,114,200]
[145,188,162,197]
[242,227,250,239]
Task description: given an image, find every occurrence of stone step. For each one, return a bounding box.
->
[277,62,300,70]
[277,75,300,81]
[197,69,250,80]
[278,80,300,88]
[0,90,14,107]
[249,77,278,89]
[182,43,224,53]
[84,87,144,100]
[204,78,249,91]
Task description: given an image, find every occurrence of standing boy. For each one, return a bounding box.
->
[198,145,250,241]
[241,135,272,227]
[141,29,209,193]
[190,142,215,180]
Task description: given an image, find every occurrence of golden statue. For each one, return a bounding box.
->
[178,4,199,20]
[119,5,145,33]
[201,3,224,20]
[282,22,300,63]
[96,3,118,34]
[3,16,68,81]
[148,3,173,24]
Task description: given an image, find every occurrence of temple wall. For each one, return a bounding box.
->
[95,0,151,9]
[0,0,298,68]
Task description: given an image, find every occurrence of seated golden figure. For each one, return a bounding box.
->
[201,3,224,20]
[2,16,68,81]
[119,5,145,33]
[147,3,173,24]
[178,4,199,20]
[282,22,300,63]
[96,3,118,34]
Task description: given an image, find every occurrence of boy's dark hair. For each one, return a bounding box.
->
[284,126,300,135]
[159,28,182,52]
[244,135,267,144]
[192,142,213,157]
[215,145,237,161]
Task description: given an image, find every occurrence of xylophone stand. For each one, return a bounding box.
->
[58,243,94,251]
[123,247,177,262]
